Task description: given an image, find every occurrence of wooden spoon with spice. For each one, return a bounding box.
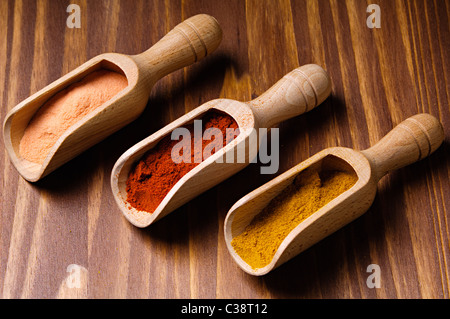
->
[3,14,222,182]
[111,64,332,227]
[224,113,444,276]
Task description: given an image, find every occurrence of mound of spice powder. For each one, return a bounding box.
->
[19,69,128,163]
[231,169,358,269]
[126,110,239,213]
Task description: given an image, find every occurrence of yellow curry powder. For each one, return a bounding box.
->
[231,169,358,269]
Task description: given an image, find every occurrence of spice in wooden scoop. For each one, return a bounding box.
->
[19,69,128,163]
[231,168,358,269]
[126,110,239,214]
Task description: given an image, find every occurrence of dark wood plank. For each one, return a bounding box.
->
[0,0,449,299]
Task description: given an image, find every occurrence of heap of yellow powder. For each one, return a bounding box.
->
[19,69,128,164]
[231,169,358,269]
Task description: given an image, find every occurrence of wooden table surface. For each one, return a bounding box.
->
[1,0,449,299]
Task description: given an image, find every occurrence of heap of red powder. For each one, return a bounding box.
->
[126,110,239,213]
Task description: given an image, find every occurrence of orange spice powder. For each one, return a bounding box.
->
[19,69,128,163]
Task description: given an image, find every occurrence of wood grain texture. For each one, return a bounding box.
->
[0,0,449,299]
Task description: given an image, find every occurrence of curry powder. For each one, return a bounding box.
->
[231,169,358,269]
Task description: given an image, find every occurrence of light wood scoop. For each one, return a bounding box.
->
[224,113,444,276]
[3,14,222,182]
[111,64,332,227]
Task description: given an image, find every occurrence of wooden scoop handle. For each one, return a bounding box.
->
[361,113,444,180]
[247,64,332,128]
[134,14,222,80]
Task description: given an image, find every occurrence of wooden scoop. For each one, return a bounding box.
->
[224,113,444,276]
[111,64,332,227]
[3,14,222,182]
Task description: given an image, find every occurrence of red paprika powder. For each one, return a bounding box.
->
[126,110,239,213]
